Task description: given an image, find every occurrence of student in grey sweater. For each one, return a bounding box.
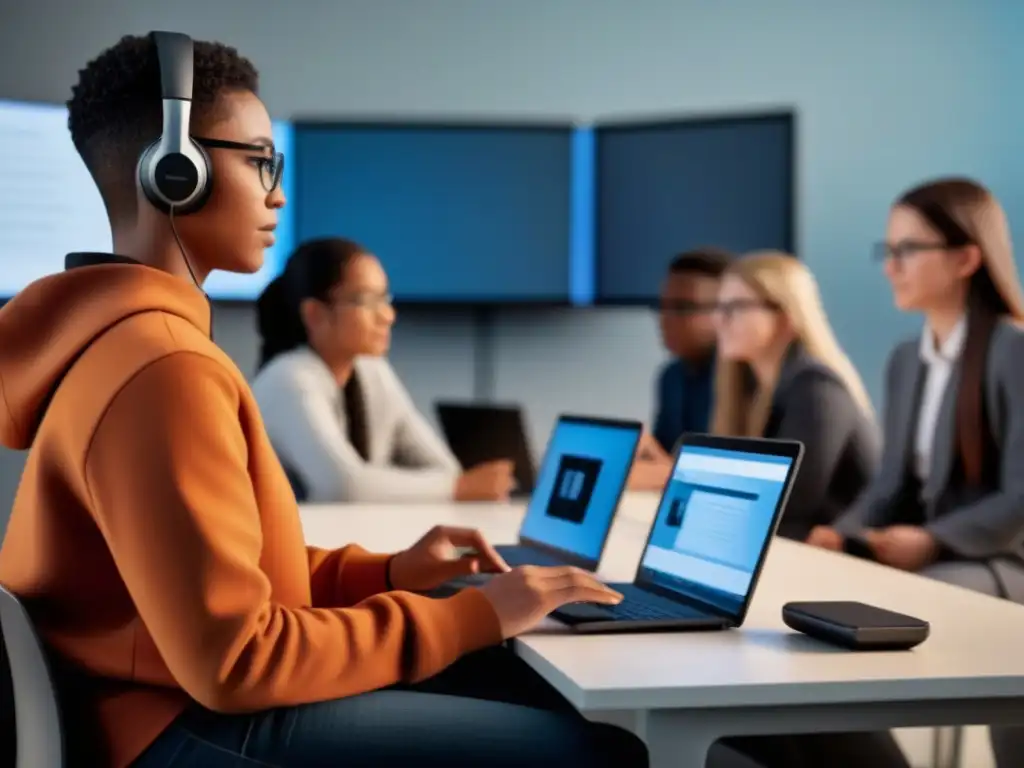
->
[252,238,514,503]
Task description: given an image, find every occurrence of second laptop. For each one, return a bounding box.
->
[440,413,641,594]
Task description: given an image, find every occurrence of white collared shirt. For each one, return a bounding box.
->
[914,317,967,482]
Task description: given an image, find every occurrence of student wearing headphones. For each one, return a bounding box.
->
[0,33,643,768]
[808,177,1024,766]
[629,247,732,491]
[709,252,881,541]
[252,237,514,503]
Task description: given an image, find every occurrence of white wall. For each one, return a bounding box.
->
[0,0,1021,532]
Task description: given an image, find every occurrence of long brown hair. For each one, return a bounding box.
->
[710,252,874,437]
[896,178,1024,486]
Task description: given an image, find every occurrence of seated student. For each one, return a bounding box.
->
[0,33,644,768]
[708,253,908,768]
[629,247,732,491]
[252,237,515,503]
[710,252,881,541]
[809,177,1024,767]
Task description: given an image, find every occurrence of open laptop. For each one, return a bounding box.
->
[551,434,804,633]
[442,414,642,591]
[436,402,536,496]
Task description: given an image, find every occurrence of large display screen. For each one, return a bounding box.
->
[0,99,293,300]
[595,114,794,303]
[293,123,574,303]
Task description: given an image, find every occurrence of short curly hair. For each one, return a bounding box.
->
[669,247,733,278]
[67,33,259,217]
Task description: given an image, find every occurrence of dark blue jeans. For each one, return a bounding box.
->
[131,646,648,768]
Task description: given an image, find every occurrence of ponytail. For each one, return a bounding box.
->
[256,274,307,370]
[956,277,1003,487]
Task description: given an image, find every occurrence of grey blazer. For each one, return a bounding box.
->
[834,319,1024,599]
[763,347,882,541]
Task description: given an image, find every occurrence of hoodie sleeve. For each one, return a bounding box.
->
[306,544,391,607]
[83,351,501,713]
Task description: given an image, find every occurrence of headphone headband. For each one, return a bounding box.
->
[137,31,211,215]
[152,32,194,102]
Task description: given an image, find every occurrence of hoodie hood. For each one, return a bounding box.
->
[0,257,212,449]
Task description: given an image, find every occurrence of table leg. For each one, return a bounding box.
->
[584,709,647,736]
[645,709,716,768]
[633,698,1024,768]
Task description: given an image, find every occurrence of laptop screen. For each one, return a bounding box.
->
[638,443,794,618]
[518,417,640,562]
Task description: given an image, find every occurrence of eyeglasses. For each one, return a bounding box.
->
[872,241,957,263]
[715,299,778,321]
[656,299,718,316]
[334,292,394,310]
[193,137,285,193]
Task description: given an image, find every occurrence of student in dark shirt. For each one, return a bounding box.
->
[629,247,732,491]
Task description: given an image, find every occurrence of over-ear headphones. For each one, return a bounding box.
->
[137,31,212,215]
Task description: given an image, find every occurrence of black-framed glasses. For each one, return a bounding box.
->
[193,137,285,193]
[872,241,956,263]
[655,299,717,316]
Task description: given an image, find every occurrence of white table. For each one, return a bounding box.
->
[300,494,1024,768]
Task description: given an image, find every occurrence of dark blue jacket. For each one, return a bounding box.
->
[652,358,714,454]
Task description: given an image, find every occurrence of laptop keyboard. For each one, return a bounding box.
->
[555,591,708,623]
[604,600,695,621]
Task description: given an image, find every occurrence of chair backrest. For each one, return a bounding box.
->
[0,584,64,768]
[282,463,308,502]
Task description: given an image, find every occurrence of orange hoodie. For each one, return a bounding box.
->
[0,255,502,768]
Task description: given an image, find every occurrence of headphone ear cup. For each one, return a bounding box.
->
[137,140,168,212]
[136,139,211,216]
[173,139,212,216]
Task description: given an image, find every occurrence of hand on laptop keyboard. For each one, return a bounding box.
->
[477,565,623,638]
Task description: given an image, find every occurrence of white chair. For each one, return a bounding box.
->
[0,583,64,768]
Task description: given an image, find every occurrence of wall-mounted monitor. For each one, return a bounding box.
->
[0,99,293,300]
[292,122,575,305]
[594,112,795,304]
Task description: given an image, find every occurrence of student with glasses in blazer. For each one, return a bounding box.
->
[704,251,901,767]
[809,177,1024,767]
[709,251,881,542]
